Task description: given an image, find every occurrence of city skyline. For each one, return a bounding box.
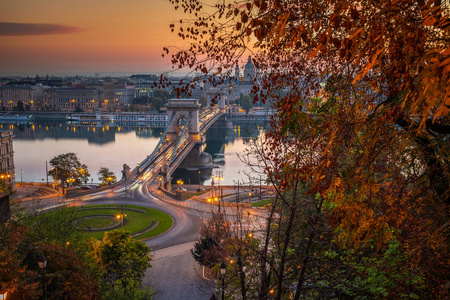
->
[0,0,188,76]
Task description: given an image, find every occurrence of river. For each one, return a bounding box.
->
[6,121,265,187]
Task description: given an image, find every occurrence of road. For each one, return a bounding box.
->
[16,174,215,299]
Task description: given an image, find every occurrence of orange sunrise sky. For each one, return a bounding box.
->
[0,0,191,76]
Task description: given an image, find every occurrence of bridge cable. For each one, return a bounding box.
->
[138,111,176,172]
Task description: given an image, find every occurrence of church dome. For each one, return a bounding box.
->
[245,55,255,70]
[244,55,256,83]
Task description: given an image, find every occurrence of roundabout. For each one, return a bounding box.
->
[75,215,124,231]
[69,205,173,240]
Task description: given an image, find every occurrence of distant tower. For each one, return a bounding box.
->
[235,63,240,78]
[244,55,255,82]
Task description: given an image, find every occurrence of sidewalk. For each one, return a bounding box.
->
[12,182,63,200]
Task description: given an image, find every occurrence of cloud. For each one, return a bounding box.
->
[0,22,81,36]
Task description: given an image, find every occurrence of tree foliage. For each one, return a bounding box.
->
[150,97,164,111]
[90,229,153,297]
[47,152,90,193]
[0,179,14,194]
[0,219,100,299]
[168,0,450,298]
[98,167,116,186]
[241,94,253,113]
[191,236,223,268]
[24,204,82,244]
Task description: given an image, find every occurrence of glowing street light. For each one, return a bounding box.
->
[116,205,127,227]
[0,285,8,300]
[177,179,184,190]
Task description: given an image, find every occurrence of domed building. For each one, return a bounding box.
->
[244,55,255,83]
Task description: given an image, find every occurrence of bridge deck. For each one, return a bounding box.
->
[136,107,225,180]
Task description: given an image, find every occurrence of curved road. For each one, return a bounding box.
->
[18,175,216,299]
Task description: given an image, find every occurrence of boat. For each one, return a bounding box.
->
[0,113,34,123]
[66,112,168,127]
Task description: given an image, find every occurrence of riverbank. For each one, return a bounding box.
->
[8,109,272,122]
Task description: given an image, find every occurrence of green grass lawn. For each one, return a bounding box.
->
[252,199,273,207]
[78,217,117,228]
[75,205,173,240]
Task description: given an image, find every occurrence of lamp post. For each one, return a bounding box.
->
[21,169,23,183]
[116,205,126,227]
[211,175,215,209]
[177,179,184,190]
[198,170,201,191]
[38,255,47,300]
[0,285,7,300]
[218,171,224,211]
[220,261,226,300]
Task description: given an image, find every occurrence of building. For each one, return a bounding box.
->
[243,55,256,83]
[114,85,135,105]
[0,85,44,110]
[134,81,154,98]
[0,130,15,192]
[43,87,100,111]
[86,81,115,109]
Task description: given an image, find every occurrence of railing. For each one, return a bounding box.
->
[199,109,224,133]
[137,112,176,172]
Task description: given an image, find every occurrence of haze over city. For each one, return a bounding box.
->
[0,0,188,76]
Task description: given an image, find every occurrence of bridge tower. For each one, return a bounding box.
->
[165,98,201,141]
[161,98,202,190]
[206,90,227,113]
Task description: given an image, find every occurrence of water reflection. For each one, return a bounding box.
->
[171,123,265,186]
[8,121,266,185]
[6,123,164,145]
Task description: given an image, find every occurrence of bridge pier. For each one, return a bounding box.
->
[178,143,213,169]
[164,178,172,191]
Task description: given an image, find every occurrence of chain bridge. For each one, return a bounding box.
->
[133,95,228,190]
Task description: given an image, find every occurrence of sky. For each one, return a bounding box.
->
[0,0,190,76]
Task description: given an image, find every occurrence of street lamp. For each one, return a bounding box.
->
[38,255,47,300]
[177,179,184,190]
[116,205,127,227]
[220,261,226,300]
[0,285,7,300]
[21,169,23,183]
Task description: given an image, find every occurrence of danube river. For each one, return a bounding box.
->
[6,121,265,186]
